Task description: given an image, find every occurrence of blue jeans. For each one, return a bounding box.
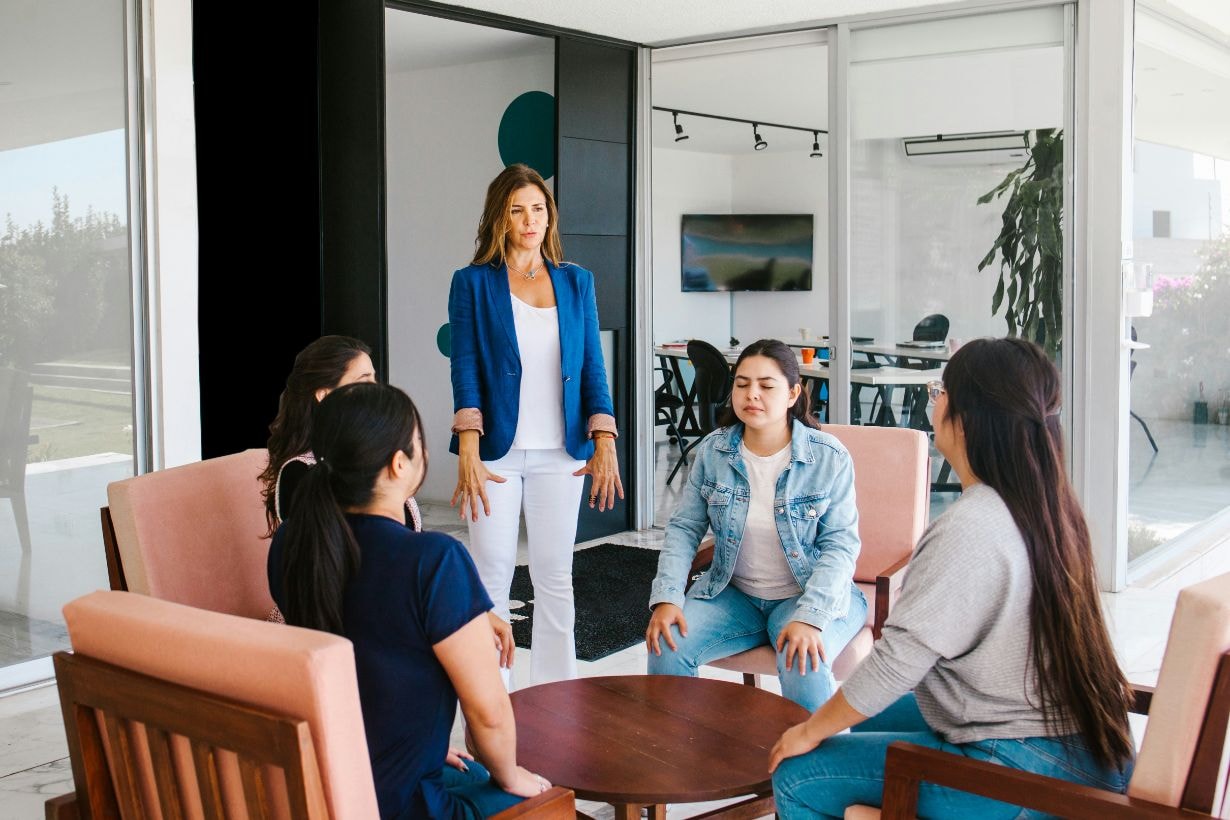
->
[441,760,524,819]
[772,694,1134,819]
[647,583,868,712]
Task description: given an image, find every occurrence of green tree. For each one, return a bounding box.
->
[0,189,127,366]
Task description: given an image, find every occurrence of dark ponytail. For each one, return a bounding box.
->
[717,338,821,430]
[278,382,423,635]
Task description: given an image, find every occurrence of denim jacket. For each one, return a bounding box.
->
[649,419,861,631]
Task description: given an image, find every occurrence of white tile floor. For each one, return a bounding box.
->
[1,495,1227,819]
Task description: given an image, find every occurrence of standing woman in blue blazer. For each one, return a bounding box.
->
[448,164,623,685]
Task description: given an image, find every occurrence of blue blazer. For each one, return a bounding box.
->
[448,260,615,462]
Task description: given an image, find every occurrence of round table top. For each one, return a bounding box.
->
[510,674,809,805]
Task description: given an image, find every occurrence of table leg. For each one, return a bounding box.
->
[612,804,665,820]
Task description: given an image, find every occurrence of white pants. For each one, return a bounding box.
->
[466,448,586,686]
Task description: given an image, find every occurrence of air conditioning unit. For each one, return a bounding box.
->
[902,131,1030,166]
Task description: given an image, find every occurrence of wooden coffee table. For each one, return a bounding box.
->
[510,675,809,819]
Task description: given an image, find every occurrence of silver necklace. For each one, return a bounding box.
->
[508,258,542,280]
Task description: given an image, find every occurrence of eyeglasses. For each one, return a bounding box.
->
[925,380,945,402]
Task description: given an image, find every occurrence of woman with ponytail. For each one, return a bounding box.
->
[645,338,866,712]
[769,337,1134,818]
[268,383,549,819]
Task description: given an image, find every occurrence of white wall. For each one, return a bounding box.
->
[850,139,1013,346]
[651,147,828,347]
[386,49,553,503]
[651,148,732,345]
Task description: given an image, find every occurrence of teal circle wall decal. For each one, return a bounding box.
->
[498,91,555,179]
[436,323,451,357]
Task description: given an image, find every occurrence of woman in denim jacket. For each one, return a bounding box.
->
[646,339,867,711]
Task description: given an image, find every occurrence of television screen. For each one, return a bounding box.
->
[681,214,814,293]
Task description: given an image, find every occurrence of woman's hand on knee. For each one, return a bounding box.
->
[769,721,823,773]
[646,603,688,655]
[445,747,474,771]
[451,450,505,521]
[775,621,827,675]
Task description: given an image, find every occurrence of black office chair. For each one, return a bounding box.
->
[666,340,732,486]
[912,314,950,342]
[1130,326,1158,453]
[655,365,686,452]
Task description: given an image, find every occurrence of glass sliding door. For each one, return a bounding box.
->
[846,7,1068,520]
[649,33,830,526]
[0,0,137,685]
[1128,4,1230,565]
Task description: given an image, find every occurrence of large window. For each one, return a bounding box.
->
[848,8,1069,520]
[1128,4,1230,565]
[0,0,136,682]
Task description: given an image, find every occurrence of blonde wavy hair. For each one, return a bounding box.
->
[471,164,564,267]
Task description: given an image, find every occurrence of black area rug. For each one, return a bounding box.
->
[508,543,659,662]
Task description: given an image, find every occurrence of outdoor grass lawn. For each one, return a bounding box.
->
[27,385,133,463]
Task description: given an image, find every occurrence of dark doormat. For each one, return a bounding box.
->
[508,543,660,662]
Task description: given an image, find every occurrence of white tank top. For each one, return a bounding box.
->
[509,293,566,450]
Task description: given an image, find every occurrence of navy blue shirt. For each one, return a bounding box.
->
[268,514,493,819]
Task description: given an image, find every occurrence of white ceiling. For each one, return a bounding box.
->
[430,0,943,45]
[386,11,551,73]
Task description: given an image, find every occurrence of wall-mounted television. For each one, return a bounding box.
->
[681,214,814,293]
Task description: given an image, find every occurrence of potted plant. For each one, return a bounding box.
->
[976,128,1064,359]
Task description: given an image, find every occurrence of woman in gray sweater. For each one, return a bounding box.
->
[768,337,1135,819]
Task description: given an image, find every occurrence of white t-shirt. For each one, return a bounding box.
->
[509,293,566,450]
[731,441,803,600]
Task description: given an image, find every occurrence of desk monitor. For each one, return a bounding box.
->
[681,214,813,293]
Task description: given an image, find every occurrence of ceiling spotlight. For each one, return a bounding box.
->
[810,131,823,158]
[672,111,688,143]
[752,123,767,151]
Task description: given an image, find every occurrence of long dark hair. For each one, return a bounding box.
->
[260,335,372,534]
[471,163,564,267]
[717,339,821,431]
[943,337,1133,767]
[277,382,424,635]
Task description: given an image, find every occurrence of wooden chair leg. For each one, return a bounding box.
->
[741,673,761,688]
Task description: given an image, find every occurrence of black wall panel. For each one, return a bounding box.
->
[557,40,636,542]
[194,1,322,458]
[319,0,389,379]
[557,138,630,236]
[557,39,632,143]
[563,234,629,329]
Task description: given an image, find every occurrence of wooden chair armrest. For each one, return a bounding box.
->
[1130,683,1155,715]
[490,787,575,818]
[881,741,1178,819]
[44,793,80,820]
[871,553,911,640]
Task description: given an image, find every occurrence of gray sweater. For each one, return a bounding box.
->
[842,483,1076,743]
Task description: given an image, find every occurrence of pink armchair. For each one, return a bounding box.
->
[695,423,930,683]
[846,571,1230,818]
[102,448,275,618]
[46,590,574,819]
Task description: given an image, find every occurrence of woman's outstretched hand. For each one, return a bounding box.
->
[574,436,624,511]
[452,437,505,521]
[645,603,688,655]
